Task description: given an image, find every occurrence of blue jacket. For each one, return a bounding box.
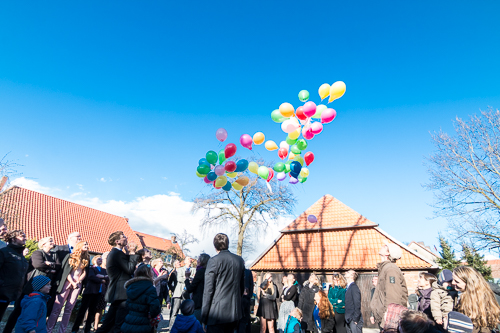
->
[171,314,204,333]
[285,315,301,333]
[16,292,50,333]
[121,277,161,333]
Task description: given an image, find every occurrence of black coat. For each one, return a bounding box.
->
[105,248,139,303]
[185,266,206,310]
[243,269,253,300]
[317,313,335,333]
[52,245,70,267]
[284,284,299,306]
[121,276,161,333]
[345,282,362,323]
[0,243,29,302]
[201,250,245,325]
[84,266,108,294]
[298,282,320,332]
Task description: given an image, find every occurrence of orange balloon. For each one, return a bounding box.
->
[279,103,295,118]
[235,176,249,186]
[253,132,265,145]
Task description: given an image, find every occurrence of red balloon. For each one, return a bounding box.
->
[267,168,274,182]
[295,106,307,121]
[224,161,237,172]
[224,143,237,158]
[304,152,315,166]
[204,176,212,184]
[278,148,288,160]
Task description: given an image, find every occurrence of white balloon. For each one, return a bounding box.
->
[281,117,300,134]
[279,141,289,151]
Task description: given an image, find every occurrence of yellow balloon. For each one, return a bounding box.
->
[300,167,309,178]
[253,132,265,145]
[227,172,238,178]
[318,83,330,100]
[248,162,259,174]
[235,176,249,186]
[328,81,346,103]
[215,176,227,187]
[279,102,295,118]
[289,152,296,160]
[232,182,243,191]
[294,155,305,166]
[196,171,205,178]
[265,140,278,151]
[288,128,300,140]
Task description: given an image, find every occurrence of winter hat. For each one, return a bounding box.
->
[31,275,51,292]
[180,299,195,316]
[438,269,453,285]
[447,311,473,333]
[386,243,402,260]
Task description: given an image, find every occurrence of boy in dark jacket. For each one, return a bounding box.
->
[171,299,204,333]
[16,275,51,333]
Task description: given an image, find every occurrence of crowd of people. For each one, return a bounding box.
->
[1,216,500,333]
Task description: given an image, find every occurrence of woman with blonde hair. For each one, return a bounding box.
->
[47,241,90,333]
[452,266,500,333]
[328,273,347,333]
[257,272,279,333]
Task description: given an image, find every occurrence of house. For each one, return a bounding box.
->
[136,231,183,264]
[251,194,438,327]
[0,186,176,256]
[408,241,440,266]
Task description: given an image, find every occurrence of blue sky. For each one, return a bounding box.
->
[1,1,500,258]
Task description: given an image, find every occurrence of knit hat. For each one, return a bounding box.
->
[447,311,473,333]
[386,243,402,260]
[438,269,453,285]
[180,299,195,316]
[31,275,51,292]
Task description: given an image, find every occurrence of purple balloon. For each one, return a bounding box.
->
[277,172,286,181]
[214,165,225,176]
[307,215,318,223]
[289,177,299,184]
[216,128,228,142]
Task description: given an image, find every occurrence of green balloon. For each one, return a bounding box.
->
[218,149,226,165]
[285,161,291,173]
[273,162,285,173]
[206,151,218,165]
[298,90,309,102]
[291,145,301,154]
[296,139,308,151]
[298,176,307,183]
[312,104,327,119]
[286,136,298,145]
[258,166,269,180]
[197,164,210,175]
[271,110,288,123]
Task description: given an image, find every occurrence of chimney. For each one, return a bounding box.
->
[171,235,177,243]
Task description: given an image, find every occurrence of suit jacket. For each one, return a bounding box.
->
[84,266,109,294]
[105,248,139,303]
[185,266,206,309]
[52,245,70,266]
[345,282,362,323]
[201,250,245,325]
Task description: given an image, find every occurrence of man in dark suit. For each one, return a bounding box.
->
[345,270,363,333]
[52,231,82,264]
[201,233,245,333]
[238,265,253,333]
[96,231,139,333]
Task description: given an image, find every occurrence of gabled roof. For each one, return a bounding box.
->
[0,186,143,254]
[408,241,439,259]
[136,231,181,253]
[251,195,436,271]
[282,195,377,232]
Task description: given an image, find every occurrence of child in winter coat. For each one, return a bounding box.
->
[16,275,52,333]
[417,273,437,320]
[431,269,456,329]
[170,299,204,333]
[121,264,161,333]
[285,308,303,333]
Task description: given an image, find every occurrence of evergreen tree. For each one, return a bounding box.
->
[461,243,492,280]
[437,236,461,270]
[24,239,38,259]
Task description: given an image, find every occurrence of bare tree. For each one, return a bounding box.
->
[172,229,199,255]
[192,170,296,257]
[425,107,500,251]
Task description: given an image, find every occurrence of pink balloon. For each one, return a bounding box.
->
[281,118,301,133]
[321,108,337,124]
[311,122,323,135]
[216,128,228,142]
[204,176,212,184]
[240,134,253,150]
[302,101,317,118]
[302,126,315,140]
[214,165,225,176]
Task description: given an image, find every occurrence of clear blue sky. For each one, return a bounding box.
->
[1,1,500,253]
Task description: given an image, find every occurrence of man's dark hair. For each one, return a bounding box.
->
[5,230,24,243]
[108,231,124,246]
[213,233,229,251]
[399,310,433,333]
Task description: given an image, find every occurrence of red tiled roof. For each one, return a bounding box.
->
[136,231,181,253]
[282,195,377,232]
[252,195,434,271]
[0,186,143,254]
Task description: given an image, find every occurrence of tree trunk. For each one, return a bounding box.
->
[237,228,244,256]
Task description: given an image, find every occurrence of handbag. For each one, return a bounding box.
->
[149,313,162,328]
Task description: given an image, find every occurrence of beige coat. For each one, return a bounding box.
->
[430,282,454,321]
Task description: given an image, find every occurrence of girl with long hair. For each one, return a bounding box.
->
[328,273,347,333]
[47,241,90,333]
[313,290,335,333]
[452,266,500,333]
[257,273,279,333]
